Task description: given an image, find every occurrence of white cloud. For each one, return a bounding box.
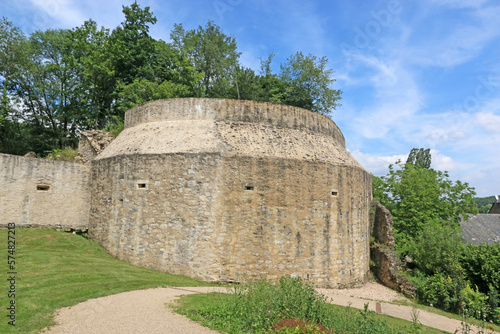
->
[28,0,87,28]
[474,111,500,133]
[349,150,406,175]
[345,54,424,140]
[428,0,489,8]
[408,3,500,67]
[430,149,459,171]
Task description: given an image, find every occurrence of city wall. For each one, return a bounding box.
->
[0,154,89,229]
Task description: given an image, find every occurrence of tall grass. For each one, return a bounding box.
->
[174,276,446,334]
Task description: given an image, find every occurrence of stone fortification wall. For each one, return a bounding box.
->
[370,202,415,298]
[0,154,89,229]
[90,98,372,288]
[124,98,346,147]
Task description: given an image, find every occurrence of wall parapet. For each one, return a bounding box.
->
[124,98,346,147]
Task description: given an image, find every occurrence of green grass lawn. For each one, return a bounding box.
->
[0,228,210,334]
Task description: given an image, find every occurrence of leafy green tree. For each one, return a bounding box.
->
[406,148,431,169]
[460,243,500,293]
[278,52,342,115]
[151,39,203,96]
[410,223,465,277]
[0,18,28,153]
[110,2,157,85]
[170,21,240,97]
[13,28,84,151]
[472,196,497,213]
[373,150,478,253]
[115,78,192,114]
[70,19,115,129]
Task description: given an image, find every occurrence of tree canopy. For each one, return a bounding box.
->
[373,148,478,253]
[0,7,342,156]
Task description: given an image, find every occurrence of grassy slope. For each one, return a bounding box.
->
[0,228,210,334]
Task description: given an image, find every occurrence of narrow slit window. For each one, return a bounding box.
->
[37,185,50,191]
[331,189,338,197]
[137,183,147,189]
[244,185,254,191]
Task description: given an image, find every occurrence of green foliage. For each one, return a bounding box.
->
[104,117,124,137]
[406,148,431,169]
[407,238,500,323]
[175,276,434,334]
[409,224,465,277]
[278,52,342,115]
[69,19,115,129]
[413,272,463,313]
[460,242,500,322]
[460,284,489,320]
[374,154,477,254]
[473,196,497,213]
[45,147,79,161]
[1,8,342,155]
[460,243,500,293]
[115,78,192,114]
[110,2,157,84]
[270,318,334,333]
[171,20,240,97]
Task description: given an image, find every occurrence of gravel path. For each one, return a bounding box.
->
[42,287,223,334]
[42,283,499,334]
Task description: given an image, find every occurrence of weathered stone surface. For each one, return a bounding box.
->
[78,130,115,162]
[0,153,89,229]
[89,98,372,288]
[24,151,37,158]
[370,202,415,298]
[370,202,395,247]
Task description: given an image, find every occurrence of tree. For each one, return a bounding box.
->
[110,2,157,85]
[373,149,478,253]
[115,78,192,114]
[12,28,84,151]
[278,52,342,115]
[70,19,115,129]
[150,39,202,96]
[406,148,431,169]
[0,18,28,154]
[170,21,240,97]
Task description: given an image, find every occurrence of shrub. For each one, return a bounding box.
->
[460,284,489,320]
[45,147,78,161]
[460,242,500,322]
[409,223,464,277]
[414,272,463,312]
[460,243,500,294]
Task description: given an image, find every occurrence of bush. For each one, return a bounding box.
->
[460,242,500,322]
[414,272,463,312]
[44,147,78,161]
[460,243,500,293]
[460,284,489,320]
[409,223,464,276]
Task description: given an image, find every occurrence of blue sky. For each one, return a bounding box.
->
[2,0,499,196]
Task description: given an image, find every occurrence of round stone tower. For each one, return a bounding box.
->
[89,98,372,288]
